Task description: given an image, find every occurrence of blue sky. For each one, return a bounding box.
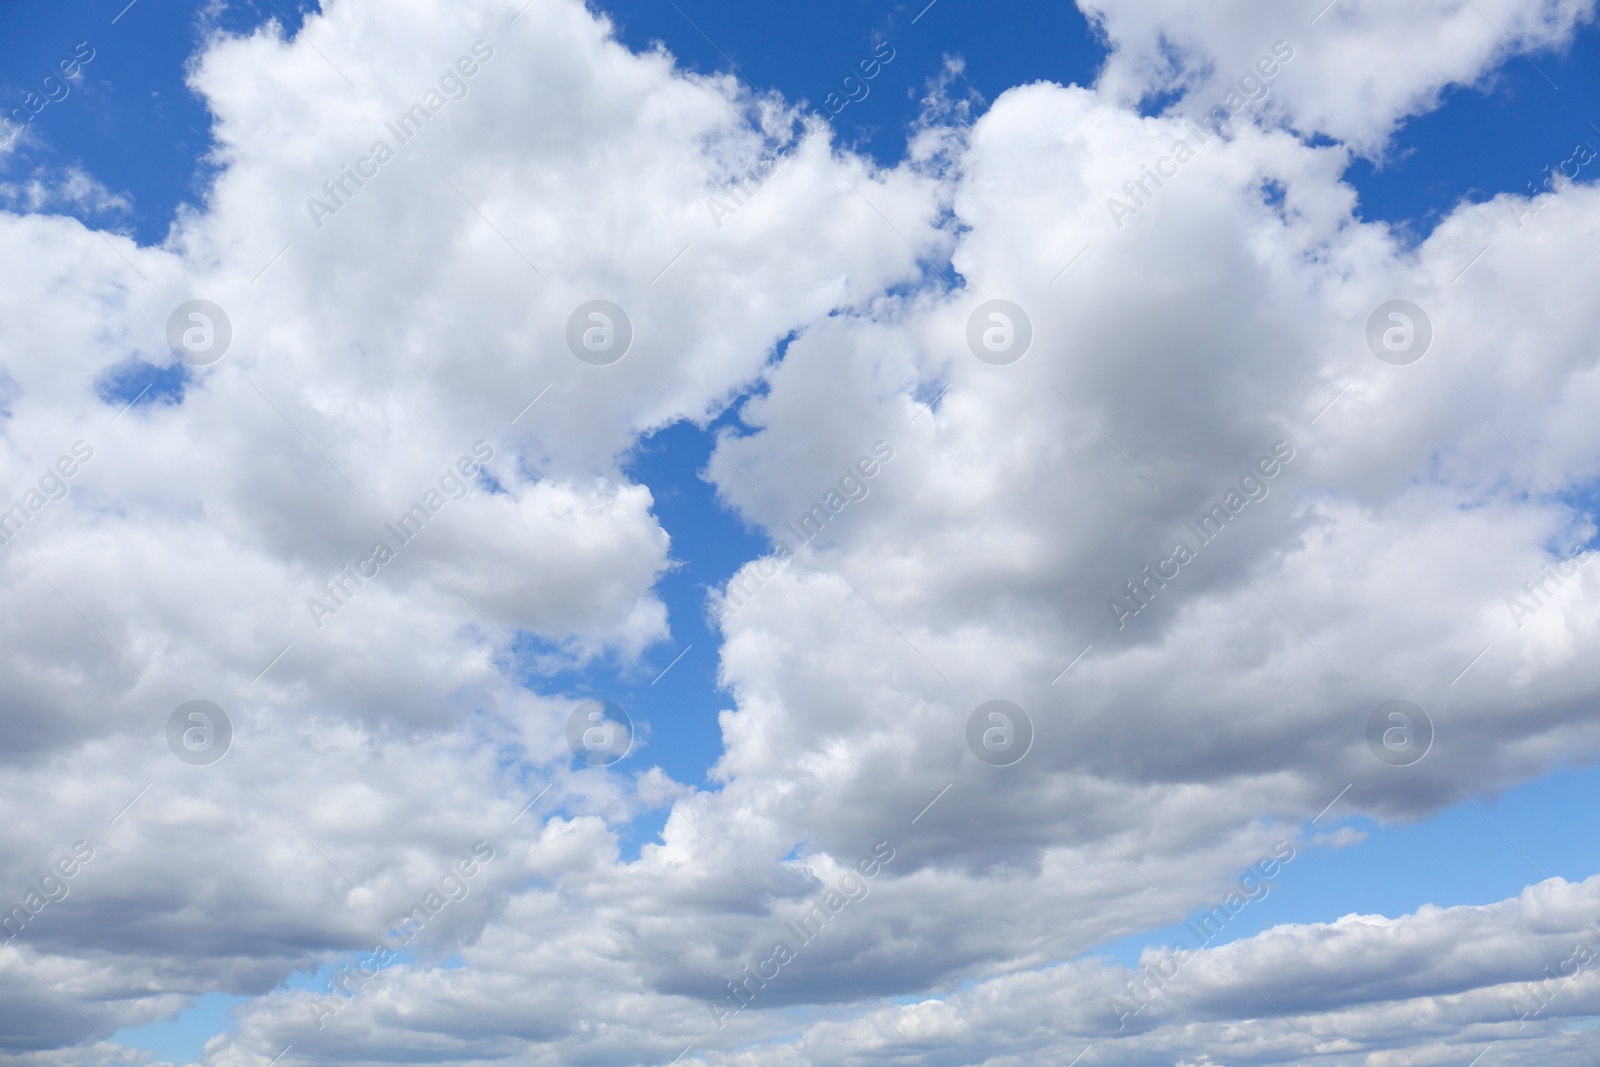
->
[0,1,314,244]
[5,1,1600,1064]
[8,2,1599,244]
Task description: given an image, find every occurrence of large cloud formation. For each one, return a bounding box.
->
[1,0,1598,1064]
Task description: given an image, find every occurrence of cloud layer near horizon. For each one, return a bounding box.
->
[2,0,1599,1064]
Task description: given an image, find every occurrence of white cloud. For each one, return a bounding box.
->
[1085,0,1597,156]
[0,166,132,217]
[2,0,1600,1064]
[769,873,1600,1067]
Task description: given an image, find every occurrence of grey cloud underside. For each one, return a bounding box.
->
[2,0,1600,1064]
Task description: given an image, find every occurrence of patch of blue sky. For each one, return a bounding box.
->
[0,0,319,246]
[595,0,1107,170]
[1087,760,1600,969]
[1344,19,1600,240]
[95,355,186,410]
[110,991,248,1065]
[502,413,769,797]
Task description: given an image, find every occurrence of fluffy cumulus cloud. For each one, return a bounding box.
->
[2,0,1600,1063]
[779,874,1600,1066]
[1084,0,1596,155]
